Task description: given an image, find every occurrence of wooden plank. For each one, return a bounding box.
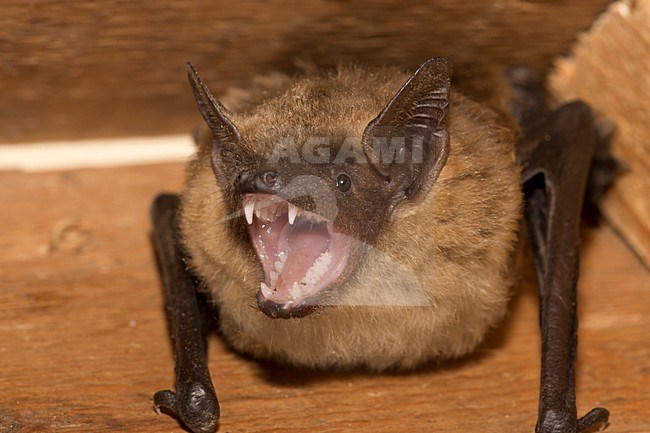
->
[0,163,648,432]
[0,136,193,172]
[549,0,650,268]
[1,0,612,143]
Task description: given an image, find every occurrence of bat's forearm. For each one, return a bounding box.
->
[151,193,219,433]
[516,87,610,433]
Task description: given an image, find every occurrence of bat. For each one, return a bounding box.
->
[150,57,612,433]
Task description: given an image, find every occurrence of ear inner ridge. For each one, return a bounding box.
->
[362,57,452,201]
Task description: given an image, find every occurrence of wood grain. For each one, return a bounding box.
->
[0,0,612,143]
[0,163,648,432]
[549,0,650,268]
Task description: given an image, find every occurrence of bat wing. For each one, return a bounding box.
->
[151,193,220,433]
[511,67,610,433]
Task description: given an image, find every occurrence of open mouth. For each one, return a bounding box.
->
[242,193,352,316]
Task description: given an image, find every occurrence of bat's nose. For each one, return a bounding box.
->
[236,170,281,194]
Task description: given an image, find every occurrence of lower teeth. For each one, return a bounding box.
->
[261,251,333,301]
[260,282,273,298]
[290,282,301,299]
[300,251,332,287]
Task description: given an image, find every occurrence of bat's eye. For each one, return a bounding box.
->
[262,171,277,186]
[336,173,352,192]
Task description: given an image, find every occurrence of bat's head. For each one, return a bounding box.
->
[186,59,451,318]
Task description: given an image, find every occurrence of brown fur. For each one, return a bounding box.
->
[179,66,522,370]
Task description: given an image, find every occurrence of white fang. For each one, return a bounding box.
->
[288,203,298,225]
[244,202,254,225]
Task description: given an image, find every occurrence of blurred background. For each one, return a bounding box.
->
[1,0,612,143]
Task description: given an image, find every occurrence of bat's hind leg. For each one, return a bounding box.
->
[151,193,220,433]
[509,66,611,433]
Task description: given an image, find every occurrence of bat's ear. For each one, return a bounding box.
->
[186,62,241,147]
[362,57,451,201]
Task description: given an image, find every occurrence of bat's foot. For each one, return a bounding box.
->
[577,408,610,432]
[536,407,609,433]
[154,382,219,433]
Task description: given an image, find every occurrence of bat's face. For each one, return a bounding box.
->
[187,60,452,318]
[232,149,394,318]
[180,59,522,369]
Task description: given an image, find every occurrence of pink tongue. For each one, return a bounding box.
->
[277,224,330,290]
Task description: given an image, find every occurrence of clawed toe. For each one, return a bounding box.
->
[154,383,219,433]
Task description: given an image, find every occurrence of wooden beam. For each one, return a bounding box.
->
[1,0,611,142]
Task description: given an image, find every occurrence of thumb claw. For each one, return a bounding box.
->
[153,384,219,433]
[153,389,177,415]
[577,407,609,432]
